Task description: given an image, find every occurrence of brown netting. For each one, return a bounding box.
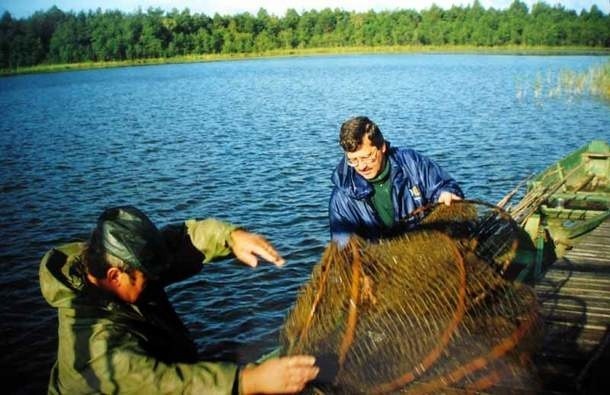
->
[280,201,541,394]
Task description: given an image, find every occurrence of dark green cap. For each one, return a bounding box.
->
[91,206,168,279]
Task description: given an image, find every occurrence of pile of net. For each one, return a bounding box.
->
[280,201,541,394]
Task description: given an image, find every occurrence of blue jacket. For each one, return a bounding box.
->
[329,144,463,244]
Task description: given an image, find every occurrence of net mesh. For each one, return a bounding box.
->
[280,201,541,394]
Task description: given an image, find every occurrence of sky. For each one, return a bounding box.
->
[0,0,608,18]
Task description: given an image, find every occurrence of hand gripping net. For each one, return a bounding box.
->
[280,201,541,394]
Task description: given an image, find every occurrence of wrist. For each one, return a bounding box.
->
[239,365,257,395]
[228,227,246,249]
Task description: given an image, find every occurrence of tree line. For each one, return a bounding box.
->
[1,0,608,69]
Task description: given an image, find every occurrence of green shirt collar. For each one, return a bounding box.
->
[369,158,390,184]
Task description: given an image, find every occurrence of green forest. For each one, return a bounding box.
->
[1,0,609,70]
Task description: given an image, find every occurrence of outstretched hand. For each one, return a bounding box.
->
[437,191,462,206]
[230,229,285,267]
[241,356,319,394]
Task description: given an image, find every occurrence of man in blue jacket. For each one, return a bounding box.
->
[329,116,463,245]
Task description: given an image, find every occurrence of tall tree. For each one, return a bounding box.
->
[2,2,609,70]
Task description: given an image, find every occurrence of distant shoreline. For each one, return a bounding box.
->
[2,45,609,77]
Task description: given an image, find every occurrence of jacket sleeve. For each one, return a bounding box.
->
[79,325,241,395]
[185,219,238,263]
[159,219,238,284]
[409,150,464,203]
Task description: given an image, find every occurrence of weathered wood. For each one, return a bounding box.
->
[540,296,610,315]
[537,284,610,300]
[538,272,610,287]
[548,250,610,272]
[534,218,610,394]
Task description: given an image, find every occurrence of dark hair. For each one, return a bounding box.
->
[339,116,385,152]
[84,206,167,279]
[84,228,133,279]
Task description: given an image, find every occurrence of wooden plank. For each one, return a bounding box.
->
[539,332,607,353]
[567,249,610,258]
[537,273,610,288]
[534,218,610,394]
[550,260,610,273]
[520,143,609,394]
[569,243,610,252]
[540,273,608,289]
[571,240,610,248]
[539,300,610,316]
[536,284,610,299]
[541,313,609,330]
[538,287,610,301]
[537,272,610,286]
[568,247,610,257]
[537,298,610,315]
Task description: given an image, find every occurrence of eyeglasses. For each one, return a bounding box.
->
[345,148,379,167]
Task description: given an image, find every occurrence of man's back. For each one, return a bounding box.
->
[40,241,237,394]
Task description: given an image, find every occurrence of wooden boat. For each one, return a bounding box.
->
[507,140,610,279]
[287,141,609,394]
[507,140,610,394]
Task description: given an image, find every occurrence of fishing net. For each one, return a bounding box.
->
[280,201,541,394]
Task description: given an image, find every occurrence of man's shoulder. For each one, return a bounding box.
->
[391,146,420,158]
[330,185,349,202]
[44,242,86,261]
[391,146,434,167]
[330,160,353,192]
[40,242,86,284]
[330,183,360,214]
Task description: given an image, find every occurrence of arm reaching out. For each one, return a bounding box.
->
[230,229,285,267]
[185,219,284,266]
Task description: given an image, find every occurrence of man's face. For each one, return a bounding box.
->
[345,136,386,180]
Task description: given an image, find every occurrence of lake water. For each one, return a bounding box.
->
[1,54,609,393]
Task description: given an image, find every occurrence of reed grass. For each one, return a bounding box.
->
[556,61,610,101]
[593,61,610,100]
[522,60,610,103]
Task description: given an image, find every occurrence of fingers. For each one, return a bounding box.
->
[449,194,463,205]
[237,251,259,268]
[232,230,285,267]
[243,355,319,394]
[286,355,316,367]
[251,242,285,267]
[439,192,462,206]
[282,356,319,392]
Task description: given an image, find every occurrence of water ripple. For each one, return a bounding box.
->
[1,54,608,393]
